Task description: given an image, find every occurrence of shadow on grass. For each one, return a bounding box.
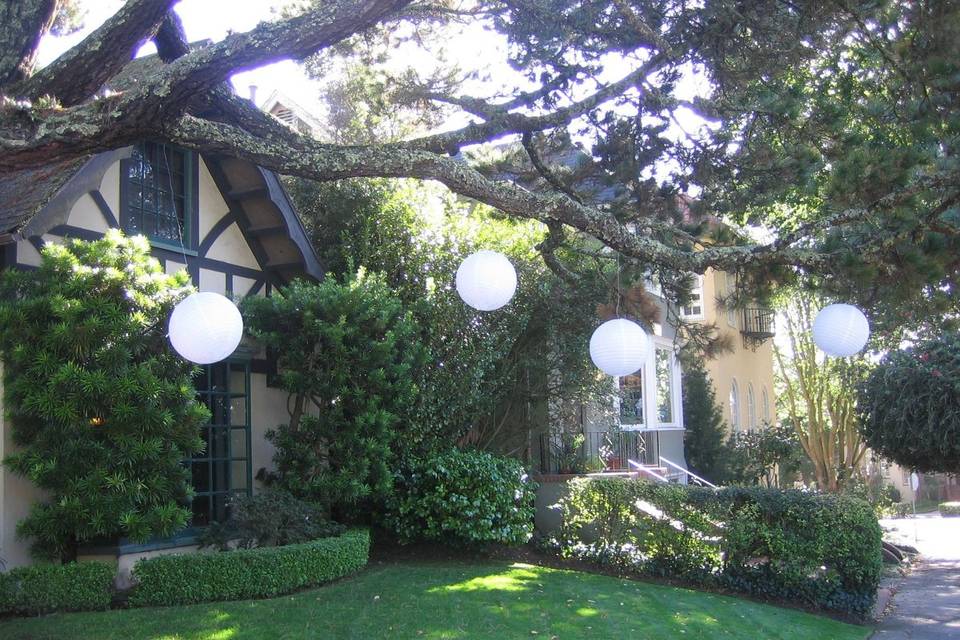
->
[0,561,871,640]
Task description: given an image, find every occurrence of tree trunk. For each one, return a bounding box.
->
[0,0,61,89]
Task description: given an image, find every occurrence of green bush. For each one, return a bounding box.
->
[242,275,427,511]
[0,561,114,615]
[384,449,537,546]
[858,332,960,473]
[129,528,369,607]
[198,489,345,550]
[0,232,207,561]
[552,478,882,617]
[940,502,960,517]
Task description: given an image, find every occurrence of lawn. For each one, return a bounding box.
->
[0,560,871,640]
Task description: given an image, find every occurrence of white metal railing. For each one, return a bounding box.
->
[659,456,718,489]
[627,458,669,483]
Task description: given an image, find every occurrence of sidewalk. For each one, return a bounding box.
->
[870,514,960,639]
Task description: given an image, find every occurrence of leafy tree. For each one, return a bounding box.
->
[240,273,427,513]
[774,293,870,492]
[680,362,728,482]
[724,425,804,488]
[287,174,611,458]
[2,1,959,321]
[0,231,207,561]
[858,333,960,473]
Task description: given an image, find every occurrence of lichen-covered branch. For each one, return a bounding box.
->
[15,0,176,106]
[0,0,61,88]
[165,112,833,273]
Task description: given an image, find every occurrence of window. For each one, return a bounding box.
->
[619,373,644,425]
[655,347,675,424]
[724,272,737,327]
[122,142,193,246]
[729,379,740,432]
[680,274,704,319]
[761,387,771,423]
[189,361,252,526]
[747,383,756,430]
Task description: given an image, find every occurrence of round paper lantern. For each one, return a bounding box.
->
[590,318,648,376]
[812,303,869,357]
[169,292,244,364]
[455,250,518,311]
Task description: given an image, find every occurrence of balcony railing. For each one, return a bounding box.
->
[741,307,775,340]
[537,430,659,474]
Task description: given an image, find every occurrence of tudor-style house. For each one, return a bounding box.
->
[0,139,322,577]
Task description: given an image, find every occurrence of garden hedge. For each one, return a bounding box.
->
[0,561,114,615]
[551,478,882,617]
[940,502,960,517]
[384,448,537,547]
[128,528,370,607]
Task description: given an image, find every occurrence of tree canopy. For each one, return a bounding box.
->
[2,1,959,322]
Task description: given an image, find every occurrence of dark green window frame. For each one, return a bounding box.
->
[120,141,198,251]
[189,360,253,527]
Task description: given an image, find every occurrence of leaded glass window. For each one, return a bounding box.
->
[189,361,252,526]
[123,142,192,245]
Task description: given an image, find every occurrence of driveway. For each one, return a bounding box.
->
[871,514,960,639]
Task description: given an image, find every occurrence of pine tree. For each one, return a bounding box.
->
[681,362,728,483]
[0,231,208,561]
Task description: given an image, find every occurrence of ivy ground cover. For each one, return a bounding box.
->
[0,560,870,639]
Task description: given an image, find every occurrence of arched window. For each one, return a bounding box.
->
[761,387,771,423]
[729,379,740,433]
[747,383,756,430]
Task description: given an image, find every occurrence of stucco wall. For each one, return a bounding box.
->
[700,269,777,434]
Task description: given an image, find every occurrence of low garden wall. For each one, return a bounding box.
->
[547,477,883,618]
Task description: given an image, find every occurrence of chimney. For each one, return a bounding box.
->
[248,84,258,105]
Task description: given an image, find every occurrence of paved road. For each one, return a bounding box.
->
[871,514,960,639]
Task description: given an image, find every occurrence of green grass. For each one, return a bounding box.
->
[0,560,871,639]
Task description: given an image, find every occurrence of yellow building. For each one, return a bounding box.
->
[685,270,777,434]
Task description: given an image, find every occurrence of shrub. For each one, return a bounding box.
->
[681,362,729,482]
[198,489,345,550]
[940,502,960,517]
[552,477,882,617]
[129,528,369,607]
[0,561,114,615]
[858,332,960,473]
[242,274,427,511]
[0,232,207,561]
[384,449,537,546]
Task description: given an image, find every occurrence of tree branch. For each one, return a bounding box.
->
[0,0,61,89]
[165,112,833,273]
[154,10,190,63]
[15,0,177,106]
[397,56,661,154]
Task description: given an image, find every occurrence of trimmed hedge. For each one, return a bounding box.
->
[552,478,883,617]
[384,449,537,547]
[940,502,960,517]
[128,528,370,607]
[0,561,114,615]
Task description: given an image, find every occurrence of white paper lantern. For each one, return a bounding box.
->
[455,250,518,311]
[812,303,869,357]
[590,318,648,376]
[169,292,244,364]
